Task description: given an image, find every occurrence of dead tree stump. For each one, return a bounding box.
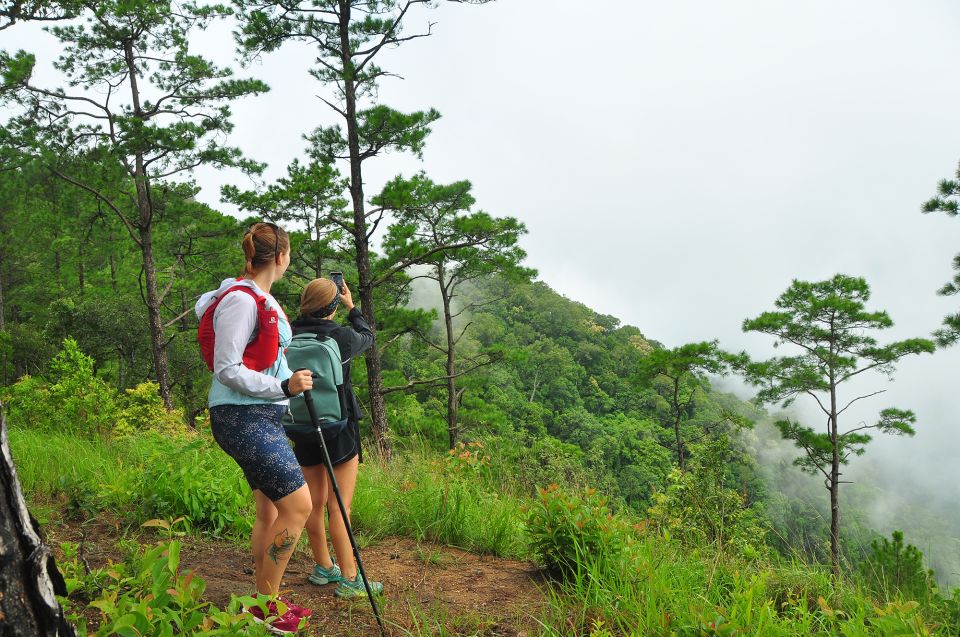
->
[0,405,74,636]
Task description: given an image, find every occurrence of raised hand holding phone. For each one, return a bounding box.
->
[339,281,355,310]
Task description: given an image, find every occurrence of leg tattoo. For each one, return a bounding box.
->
[267,528,295,564]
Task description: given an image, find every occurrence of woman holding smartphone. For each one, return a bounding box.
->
[286,275,383,598]
[195,222,313,633]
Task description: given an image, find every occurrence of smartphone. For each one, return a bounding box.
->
[329,271,344,293]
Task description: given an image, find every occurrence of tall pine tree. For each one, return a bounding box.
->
[740,274,934,577]
[232,0,490,457]
[1,1,268,408]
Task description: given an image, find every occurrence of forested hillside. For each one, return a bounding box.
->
[0,155,749,512]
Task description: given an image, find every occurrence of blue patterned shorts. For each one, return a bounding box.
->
[209,403,305,502]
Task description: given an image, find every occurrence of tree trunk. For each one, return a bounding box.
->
[77,243,84,297]
[438,266,458,449]
[829,381,841,579]
[0,407,76,637]
[139,224,173,410]
[0,252,6,332]
[339,0,390,459]
[673,378,685,472]
[125,36,173,411]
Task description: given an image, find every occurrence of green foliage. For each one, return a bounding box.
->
[222,156,349,279]
[648,438,768,560]
[488,432,594,497]
[3,340,189,439]
[45,293,152,389]
[922,161,960,346]
[859,530,936,603]
[525,483,630,580]
[58,539,268,636]
[137,437,253,536]
[114,382,190,438]
[3,338,117,436]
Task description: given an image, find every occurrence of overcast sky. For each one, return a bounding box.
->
[5,2,960,514]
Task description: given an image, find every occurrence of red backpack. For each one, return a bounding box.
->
[197,284,281,373]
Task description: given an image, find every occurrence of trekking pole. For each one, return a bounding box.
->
[301,386,387,637]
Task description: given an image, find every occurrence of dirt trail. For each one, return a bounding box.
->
[46,520,547,636]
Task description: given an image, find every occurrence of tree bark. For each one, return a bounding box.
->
[0,407,76,637]
[338,0,390,459]
[829,381,841,579]
[438,265,458,449]
[124,36,173,411]
[0,251,6,332]
[77,243,84,297]
[673,377,685,472]
[139,224,173,410]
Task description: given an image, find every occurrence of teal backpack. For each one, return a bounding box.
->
[282,333,349,435]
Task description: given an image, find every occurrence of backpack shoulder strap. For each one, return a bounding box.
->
[223,285,263,303]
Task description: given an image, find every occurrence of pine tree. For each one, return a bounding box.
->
[922,164,960,346]
[740,274,935,577]
[376,172,533,447]
[232,0,491,457]
[1,1,268,408]
[637,341,733,472]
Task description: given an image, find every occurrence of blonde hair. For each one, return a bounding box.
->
[299,278,339,318]
[241,222,289,277]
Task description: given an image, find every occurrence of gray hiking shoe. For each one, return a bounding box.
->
[334,573,383,598]
[308,560,343,585]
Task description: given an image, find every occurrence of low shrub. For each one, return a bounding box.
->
[114,382,190,439]
[137,437,252,536]
[2,339,187,439]
[525,483,630,579]
[3,338,117,437]
[648,438,768,560]
[58,539,270,636]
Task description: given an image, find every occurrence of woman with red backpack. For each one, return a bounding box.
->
[194,222,314,634]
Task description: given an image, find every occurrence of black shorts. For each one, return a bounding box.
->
[285,420,359,467]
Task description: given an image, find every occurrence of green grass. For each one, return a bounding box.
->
[8,425,528,558]
[352,455,527,558]
[534,533,957,636]
[9,427,253,536]
[10,428,146,515]
[11,425,959,636]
